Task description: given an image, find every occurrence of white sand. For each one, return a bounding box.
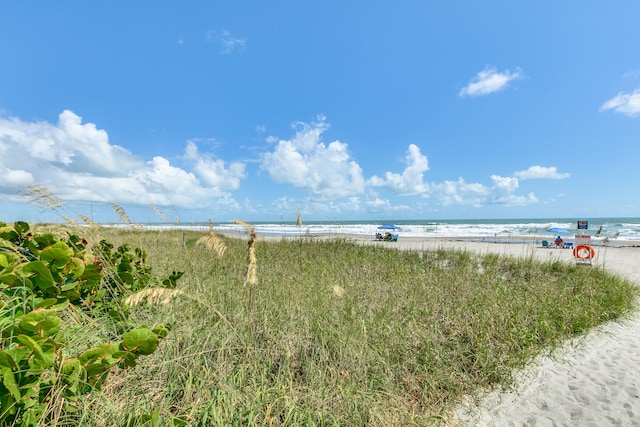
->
[357,236,640,427]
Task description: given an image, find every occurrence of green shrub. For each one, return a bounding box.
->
[0,221,179,426]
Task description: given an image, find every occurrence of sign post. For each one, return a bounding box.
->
[574,220,595,265]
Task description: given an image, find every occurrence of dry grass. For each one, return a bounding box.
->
[244,228,257,288]
[196,219,227,257]
[123,287,184,306]
[20,183,66,210]
[78,214,100,227]
[150,204,168,222]
[112,202,133,224]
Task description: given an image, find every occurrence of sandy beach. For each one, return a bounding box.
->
[346,235,640,426]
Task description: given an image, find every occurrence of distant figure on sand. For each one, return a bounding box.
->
[554,236,563,248]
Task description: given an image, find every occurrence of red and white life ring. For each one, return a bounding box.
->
[573,244,595,260]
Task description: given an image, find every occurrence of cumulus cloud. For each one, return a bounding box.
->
[184,140,246,191]
[0,110,244,210]
[459,66,522,97]
[368,144,430,195]
[599,89,640,116]
[429,175,537,207]
[0,110,142,176]
[431,178,490,207]
[514,165,570,180]
[260,117,365,198]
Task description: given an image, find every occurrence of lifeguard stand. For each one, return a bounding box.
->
[573,221,595,265]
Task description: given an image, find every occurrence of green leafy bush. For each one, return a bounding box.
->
[0,221,179,426]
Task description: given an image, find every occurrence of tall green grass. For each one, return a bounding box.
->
[35,228,638,426]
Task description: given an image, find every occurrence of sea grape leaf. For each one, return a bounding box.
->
[35,298,58,309]
[152,324,170,339]
[79,343,120,367]
[0,272,24,287]
[19,309,62,337]
[113,350,137,368]
[14,221,30,235]
[40,242,73,269]
[0,227,19,241]
[1,366,20,401]
[0,350,17,371]
[80,263,102,287]
[61,358,87,395]
[16,335,48,366]
[19,261,55,290]
[78,346,103,365]
[122,328,158,355]
[67,256,85,278]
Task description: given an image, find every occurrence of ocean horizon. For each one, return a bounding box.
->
[118,217,640,242]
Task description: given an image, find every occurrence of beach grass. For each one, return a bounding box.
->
[31,226,638,426]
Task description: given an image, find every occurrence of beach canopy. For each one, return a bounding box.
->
[547,227,569,234]
[378,224,401,230]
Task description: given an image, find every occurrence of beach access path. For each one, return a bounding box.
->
[357,236,640,427]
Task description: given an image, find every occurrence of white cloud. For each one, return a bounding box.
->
[431,178,490,207]
[0,110,243,211]
[514,165,570,180]
[184,140,246,191]
[206,30,246,54]
[261,117,365,198]
[429,175,537,207]
[368,144,429,195]
[0,167,32,188]
[0,110,142,175]
[600,89,640,116]
[459,66,522,97]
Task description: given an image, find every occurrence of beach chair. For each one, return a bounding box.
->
[541,240,549,248]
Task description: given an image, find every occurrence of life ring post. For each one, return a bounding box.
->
[573,244,595,263]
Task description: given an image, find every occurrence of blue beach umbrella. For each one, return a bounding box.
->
[378,224,401,230]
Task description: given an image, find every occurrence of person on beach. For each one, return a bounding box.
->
[554,236,563,248]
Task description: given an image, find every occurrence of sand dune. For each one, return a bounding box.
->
[270,234,640,425]
[373,237,640,426]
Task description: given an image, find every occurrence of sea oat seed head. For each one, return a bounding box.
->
[244,229,258,287]
[123,287,183,306]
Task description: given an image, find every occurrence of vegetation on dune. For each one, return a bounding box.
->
[3,222,633,426]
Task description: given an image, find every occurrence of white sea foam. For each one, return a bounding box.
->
[132,218,640,242]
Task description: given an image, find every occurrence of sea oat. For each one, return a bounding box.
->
[245,229,258,287]
[196,219,227,257]
[296,210,302,227]
[150,205,168,221]
[78,214,99,227]
[112,202,132,224]
[233,219,254,234]
[595,225,604,237]
[64,216,79,225]
[20,183,66,210]
[123,287,184,306]
[171,205,180,223]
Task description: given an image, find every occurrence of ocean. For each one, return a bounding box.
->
[135,217,640,242]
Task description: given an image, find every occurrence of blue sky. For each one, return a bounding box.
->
[1,2,639,224]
